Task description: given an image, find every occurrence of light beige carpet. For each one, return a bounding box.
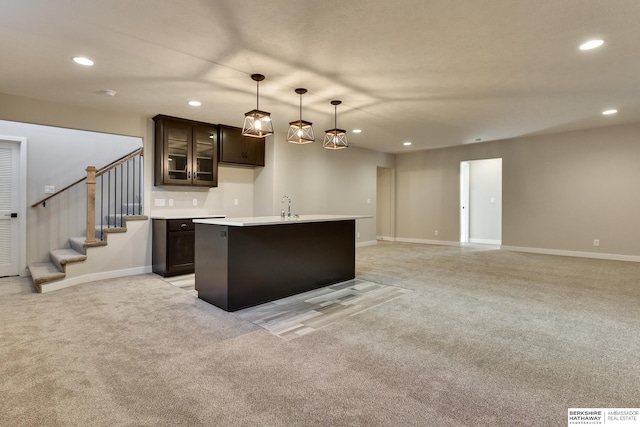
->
[1,242,639,426]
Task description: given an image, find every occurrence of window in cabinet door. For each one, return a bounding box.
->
[166,125,191,183]
[193,125,217,186]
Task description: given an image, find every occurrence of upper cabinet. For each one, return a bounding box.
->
[219,125,265,167]
[153,115,218,187]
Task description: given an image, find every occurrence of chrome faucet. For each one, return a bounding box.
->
[281,195,291,219]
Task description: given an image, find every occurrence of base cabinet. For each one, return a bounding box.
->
[152,219,196,276]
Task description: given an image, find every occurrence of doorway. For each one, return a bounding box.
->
[0,136,26,277]
[376,167,395,241]
[460,158,502,246]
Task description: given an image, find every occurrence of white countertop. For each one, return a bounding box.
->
[193,214,372,227]
[150,213,226,220]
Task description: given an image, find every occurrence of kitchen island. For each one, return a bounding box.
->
[193,215,370,311]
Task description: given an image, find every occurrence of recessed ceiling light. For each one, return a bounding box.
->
[188,100,202,107]
[352,129,362,134]
[602,109,618,115]
[73,56,94,66]
[579,39,604,50]
[403,141,412,146]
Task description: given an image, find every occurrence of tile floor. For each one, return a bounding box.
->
[234,279,410,340]
[160,274,410,340]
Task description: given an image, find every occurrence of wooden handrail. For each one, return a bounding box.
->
[96,147,143,177]
[31,147,143,208]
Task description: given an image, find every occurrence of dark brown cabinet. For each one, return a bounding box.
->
[152,219,196,276]
[219,125,265,167]
[153,115,218,187]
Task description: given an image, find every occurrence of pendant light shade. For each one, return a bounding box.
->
[242,74,273,138]
[286,88,315,144]
[323,100,348,150]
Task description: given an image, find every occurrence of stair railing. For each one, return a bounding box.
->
[93,148,144,242]
[32,147,144,243]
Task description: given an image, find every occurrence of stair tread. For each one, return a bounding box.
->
[50,248,87,259]
[69,237,108,247]
[29,262,66,286]
[50,249,87,269]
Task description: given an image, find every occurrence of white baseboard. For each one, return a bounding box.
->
[501,246,640,263]
[40,265,154,293]
[469,238,502,245]
[357,240,378,248]
[395,237,460,247]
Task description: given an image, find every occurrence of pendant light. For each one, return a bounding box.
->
[242,73,273,138]
[286,88,315,144]
[323,100,348,150]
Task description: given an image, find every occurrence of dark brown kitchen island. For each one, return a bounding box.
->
[193,215,369,311]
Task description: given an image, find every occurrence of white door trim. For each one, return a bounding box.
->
[460,162,469,243]
[0,135,27,276]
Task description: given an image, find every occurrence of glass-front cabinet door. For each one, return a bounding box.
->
[192,125,218,187]
[163,121,192,185]
[154,115,219,187]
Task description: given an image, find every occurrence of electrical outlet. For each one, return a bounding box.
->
[357,232,361,238]
[168,199,174,206]
[593,239,600,247]
[234,199,239,206]
[435,230,439,236]
[366,198,371,204]
[193,199,198,207]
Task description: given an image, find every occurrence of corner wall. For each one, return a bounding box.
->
[254,135,395,245]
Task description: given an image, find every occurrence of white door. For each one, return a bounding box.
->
[0,140,20,277]
[460,162,469,243]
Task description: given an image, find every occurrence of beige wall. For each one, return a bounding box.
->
[253,135,395,245]
[0,92,255,272]
[396,123,640,257]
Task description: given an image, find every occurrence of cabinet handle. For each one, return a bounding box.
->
[181,223,187,228]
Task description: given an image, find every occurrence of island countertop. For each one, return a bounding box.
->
[150,213,226,220]
[192,214,372,227]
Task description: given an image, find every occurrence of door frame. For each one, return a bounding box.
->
[460,158,503,245]
[376,167,396,241]
[0,135,27,276]
[460,162,470,243]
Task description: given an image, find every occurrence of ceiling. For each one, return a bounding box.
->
[1,0,639,153]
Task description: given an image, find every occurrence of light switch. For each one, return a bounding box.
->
[234,199,239,206]
[490,197,495,203]
[154,199,166,207]
[45,185,55,194]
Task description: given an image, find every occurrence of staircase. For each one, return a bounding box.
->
[29,215,147,292]
[28,148,146,293]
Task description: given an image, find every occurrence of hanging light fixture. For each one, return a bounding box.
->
[286,88,315,144]
[323,100,348,150]
[242,73,273,138]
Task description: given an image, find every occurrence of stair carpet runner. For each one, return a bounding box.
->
[28,202,147,292]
